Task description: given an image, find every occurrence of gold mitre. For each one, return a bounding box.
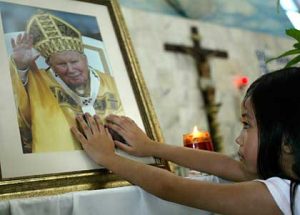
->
[26,12,83,59]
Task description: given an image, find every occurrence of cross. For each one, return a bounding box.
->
[164,26,228,152]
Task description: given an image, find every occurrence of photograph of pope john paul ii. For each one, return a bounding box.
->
[8,11,124,154]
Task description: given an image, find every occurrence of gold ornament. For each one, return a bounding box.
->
[26,11,83,59]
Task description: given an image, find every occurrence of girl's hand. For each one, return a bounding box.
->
[71,113,116,165]
[105,114,156,157]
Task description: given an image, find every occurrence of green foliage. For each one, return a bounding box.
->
[267,28,300,67]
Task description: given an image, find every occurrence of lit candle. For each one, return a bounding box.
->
[183,126,214,151]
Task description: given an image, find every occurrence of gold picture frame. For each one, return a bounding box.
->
[0,0,167,200]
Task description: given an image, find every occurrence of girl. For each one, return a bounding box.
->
[71,67,299,214]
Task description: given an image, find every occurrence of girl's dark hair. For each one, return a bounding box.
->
[245,67,300,179]
[244,67,300,214]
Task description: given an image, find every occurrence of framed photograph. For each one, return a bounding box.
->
[0,0,167,200]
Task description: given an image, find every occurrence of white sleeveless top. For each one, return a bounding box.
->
[257,177,299,215]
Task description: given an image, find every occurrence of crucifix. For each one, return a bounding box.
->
[164,26,228,151]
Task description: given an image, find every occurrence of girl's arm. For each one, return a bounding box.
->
[71,114,280,215]
[105,115,257,182]
[100,155,280,215]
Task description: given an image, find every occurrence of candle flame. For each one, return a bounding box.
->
[192,126,206,139]
[192,126,199,135]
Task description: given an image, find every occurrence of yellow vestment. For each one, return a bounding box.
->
[10,59,124,153]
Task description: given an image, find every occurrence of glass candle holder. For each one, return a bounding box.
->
[183,128,214,151]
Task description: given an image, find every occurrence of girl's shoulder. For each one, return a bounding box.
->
[256,177,299,215]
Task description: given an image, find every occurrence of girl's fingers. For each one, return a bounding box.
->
[76,115,93,139]
[71,126,87,145]
[121,116,135,123]
[106,114,126,127]
[94,115,104,133]
[106,115,135,130]
[106,122,126,138]
[105,114,118,122]
[115,141,132,153]
[85,113,98,135]
[105,128,113,141]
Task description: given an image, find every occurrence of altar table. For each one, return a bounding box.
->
[0,175,222,215]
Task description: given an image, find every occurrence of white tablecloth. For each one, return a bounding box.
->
[0,175,222,215]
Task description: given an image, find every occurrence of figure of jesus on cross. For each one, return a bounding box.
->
[165,26,228,151]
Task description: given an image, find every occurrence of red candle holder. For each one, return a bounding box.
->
[183,127,214,151]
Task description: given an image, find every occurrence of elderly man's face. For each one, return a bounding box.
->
[48,51,89,88]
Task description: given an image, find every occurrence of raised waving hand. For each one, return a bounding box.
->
[11,33,39,70]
